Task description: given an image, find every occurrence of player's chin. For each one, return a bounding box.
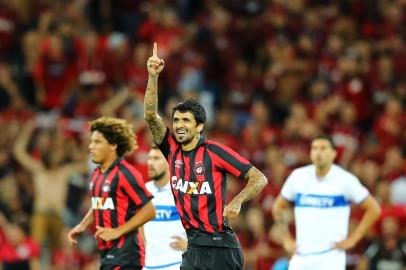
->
[174,135,186,143]
[91,157,100,164]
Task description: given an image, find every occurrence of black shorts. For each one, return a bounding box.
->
[180,245,244,270]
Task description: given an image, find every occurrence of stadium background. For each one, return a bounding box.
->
[0,0,406,269]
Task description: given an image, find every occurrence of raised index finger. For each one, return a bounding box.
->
[153,42,158,57]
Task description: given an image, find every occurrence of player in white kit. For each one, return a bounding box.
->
[272,135,381,270]
[143,145,187,270]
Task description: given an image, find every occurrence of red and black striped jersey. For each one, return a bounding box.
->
[158,129,253,235]
[89,158,153,268]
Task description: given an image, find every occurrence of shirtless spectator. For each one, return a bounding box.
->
[13,120,87,255]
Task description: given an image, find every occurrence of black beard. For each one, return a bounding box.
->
[175,133,199,145]
[151,171,166,181]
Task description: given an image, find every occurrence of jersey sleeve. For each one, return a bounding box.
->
[208,141,253,180]
[345,174,369,204]
[119,164,153,207]
[157,128,177,161]
[280,170,297,202]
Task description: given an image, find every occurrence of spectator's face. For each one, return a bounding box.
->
[250,101,269,123]
[172,111,202,145]
[49,36,63,56]
[385,99,402,116]
[84,32,98,52]
[89,131,116,165]
[310,139,336,168]
[381,217,398,238]
[362,161,379,188]
[133,44,148,66]
[0,149,9,167]
[7,224,25,246]
[327,35,343,55]
[43,148,64,169]
[215,109,234,131]
[147,148,168,181]
[376,181,390,204]
[339,103,356,124]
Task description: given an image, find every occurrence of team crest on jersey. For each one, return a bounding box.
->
[175,159,183,168]
[194,161,205,176]
[171,176,212,195]
[195,165,204,176]
[102,185,110,193]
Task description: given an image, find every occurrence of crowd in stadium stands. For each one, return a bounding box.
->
[0,0,406,269]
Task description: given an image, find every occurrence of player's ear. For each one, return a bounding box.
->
[197,123,204,134]
[332,148,337,160]
[111,144,117,152]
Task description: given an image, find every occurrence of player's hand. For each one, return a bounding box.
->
[67,224,85,246]
[223,200,241,219]
[170,236,188,251]
[147,42,164,78]
[94,226,123,241]
[334,237,357,251]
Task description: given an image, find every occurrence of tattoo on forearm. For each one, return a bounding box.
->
[235,167,267,203]
[144,77,165,144]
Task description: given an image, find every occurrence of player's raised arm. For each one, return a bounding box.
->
[144,42,166,145]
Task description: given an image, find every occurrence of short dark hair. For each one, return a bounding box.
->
[89,116,137,156]
[312,134,337,149]
[172,98,206,125]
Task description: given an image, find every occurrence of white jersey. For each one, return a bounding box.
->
[281,164,369,269]
[143,181,185,270]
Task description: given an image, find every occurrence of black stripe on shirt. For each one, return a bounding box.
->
[208,143,252,179]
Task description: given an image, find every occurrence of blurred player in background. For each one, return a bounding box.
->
[273,135,381,270]
[67,116,156,270]
[142,145,187,270]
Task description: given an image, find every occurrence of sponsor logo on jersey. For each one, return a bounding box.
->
[91,197,115,210]
[171,176,212,195]
[153,205,180,221]
[175,160,183,168]
[295,193,349,208]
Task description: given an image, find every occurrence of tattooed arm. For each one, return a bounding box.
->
[223,167,267,219]
[144,43,166,145]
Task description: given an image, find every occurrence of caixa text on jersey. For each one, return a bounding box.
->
[171,176,212,195]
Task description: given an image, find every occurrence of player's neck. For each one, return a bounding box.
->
[315,164,332,178]
[154,176,169,188]
[100,154,118,173]
[181,134,201,151]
